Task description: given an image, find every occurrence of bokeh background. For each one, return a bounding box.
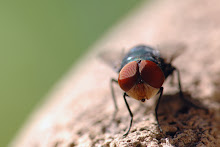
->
[0,0,145,146]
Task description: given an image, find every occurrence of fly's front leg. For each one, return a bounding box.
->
[155,87,164,133]
[123,92,133,137]
[111,78,119,119]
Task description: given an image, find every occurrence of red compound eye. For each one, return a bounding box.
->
[139,60,165,88]
[118,61,139,91]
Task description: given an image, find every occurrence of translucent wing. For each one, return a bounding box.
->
[157,42,187,63]
[99,43,186,72]
[98,48,126,73]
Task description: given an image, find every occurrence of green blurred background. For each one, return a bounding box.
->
[0,0,145,146]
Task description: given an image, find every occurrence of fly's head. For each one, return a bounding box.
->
[118,60,165,101]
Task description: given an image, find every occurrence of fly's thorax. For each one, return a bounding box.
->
[119,45,161,71]
[126,83,159,100]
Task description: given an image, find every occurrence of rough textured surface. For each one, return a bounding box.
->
[11,0,220,146]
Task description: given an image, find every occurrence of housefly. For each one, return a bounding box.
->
[110,45,185,136]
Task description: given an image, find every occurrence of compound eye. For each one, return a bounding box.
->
[139,60,165,88]
[118,61,139,91]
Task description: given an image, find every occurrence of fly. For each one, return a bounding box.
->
[110,45,184,136]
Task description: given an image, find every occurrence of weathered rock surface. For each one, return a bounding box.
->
[11,0,220,146]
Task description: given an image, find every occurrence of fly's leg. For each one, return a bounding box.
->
[175,68,208,111]
[123,92,133,137]
[169,71,175,87]
[155,87,164,133]
[111,78,118,119]
[175,68,183,98]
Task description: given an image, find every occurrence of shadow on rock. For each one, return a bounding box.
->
[157,92,218,146]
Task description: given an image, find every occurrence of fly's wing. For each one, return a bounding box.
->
[98,49,126,73]
[157,42,187,63]
[99,43,186,72]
